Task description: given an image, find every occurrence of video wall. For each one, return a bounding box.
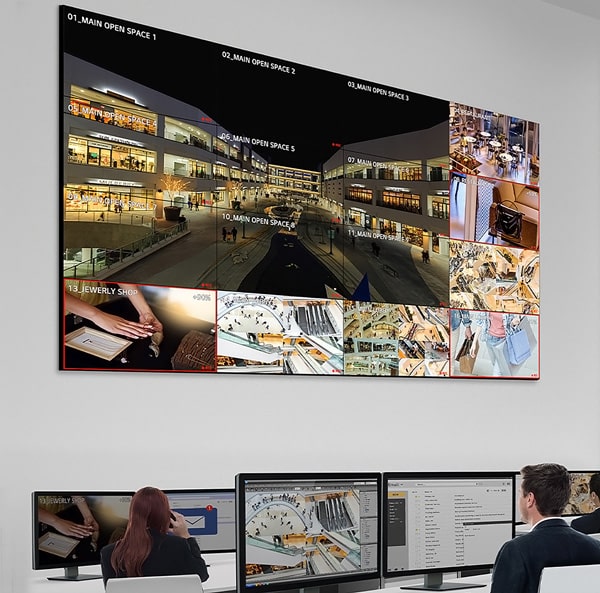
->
[60,6,540,378]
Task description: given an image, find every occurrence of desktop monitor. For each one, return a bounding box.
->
[382,472,515,591]
[235,472,381,593]
[32,491,133,580]
[513,469,599,524]
[163,488,236,553]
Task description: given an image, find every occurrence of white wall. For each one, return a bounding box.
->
[2,1,600,591]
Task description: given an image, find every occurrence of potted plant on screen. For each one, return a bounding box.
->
[160,174,190,221]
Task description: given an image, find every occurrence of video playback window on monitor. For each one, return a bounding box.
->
[32,491,133,581]
[564,471,599,516]
[164,488,236,553]
[236,473,381,593]
[383,473,515,591]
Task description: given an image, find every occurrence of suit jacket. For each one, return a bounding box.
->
[100,529,209,587]
[490,518,600,593]
[571,508,600,535]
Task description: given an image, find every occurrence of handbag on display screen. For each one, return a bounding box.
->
[455,334,479,374]
[506,324,531,365]
[491,200,523,242]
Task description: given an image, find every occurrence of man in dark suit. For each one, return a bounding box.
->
[571,473,600,534]
[490,463,600,593]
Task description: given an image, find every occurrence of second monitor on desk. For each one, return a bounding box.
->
[382,472,515,591]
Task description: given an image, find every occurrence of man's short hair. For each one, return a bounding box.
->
[521,463,570,516]
[589,473,600,498]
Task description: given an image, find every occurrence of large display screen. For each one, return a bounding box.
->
[59,6,540,379]
[32,491,133,580]
[383,473,514,590]
[235,473,381,592]
[164,488,236,553]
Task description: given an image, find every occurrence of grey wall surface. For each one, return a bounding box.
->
[2,1,599,591]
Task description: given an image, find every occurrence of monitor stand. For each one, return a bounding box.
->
[48,567,103,581]
[400,572,486,591]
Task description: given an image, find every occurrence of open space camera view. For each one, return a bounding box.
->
[60,6,540,378]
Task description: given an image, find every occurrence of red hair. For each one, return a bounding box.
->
[111,487,171,577]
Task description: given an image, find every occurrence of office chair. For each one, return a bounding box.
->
[106,574,203,593]
[537,564,600,593]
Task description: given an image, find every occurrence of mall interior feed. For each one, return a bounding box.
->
[60,6,541,379]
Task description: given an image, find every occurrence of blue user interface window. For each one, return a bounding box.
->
[165,489,236,552]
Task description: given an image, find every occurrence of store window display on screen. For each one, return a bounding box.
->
[235,473,381,593]
[382,472,515,591]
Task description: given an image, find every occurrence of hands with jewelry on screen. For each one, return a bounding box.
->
[77,502,101,550]
[65,282,163,340]
[38,505,97,540]
[169,510,191,538]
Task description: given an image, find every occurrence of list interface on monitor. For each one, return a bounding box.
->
[165,489,236,553]
[385,475,514,575]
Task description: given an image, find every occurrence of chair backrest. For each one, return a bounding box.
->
[537,564,600,593]
[106,574,203,593]
[588,533,600,540]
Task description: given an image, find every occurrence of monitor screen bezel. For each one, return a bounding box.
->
[32,490,134,571]
[382,471,515,579]
[162,487,236,554]
[235,471,382,593]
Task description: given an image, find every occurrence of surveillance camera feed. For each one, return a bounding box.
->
[60,5,540,379]
[33,491,133,580]
[236,473,381,592]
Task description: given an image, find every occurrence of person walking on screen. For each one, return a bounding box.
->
[571,473,600,534]
[100,486,209,587]
[490,463,600,593]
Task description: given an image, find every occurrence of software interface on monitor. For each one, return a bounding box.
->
[242,476,379,586]
[385,477,514,573]
[166,490,236,552]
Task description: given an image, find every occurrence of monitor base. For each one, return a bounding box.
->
[401,584,485,591]
[48,567,103,581]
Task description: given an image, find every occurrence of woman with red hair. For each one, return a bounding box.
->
[100,486,209,587]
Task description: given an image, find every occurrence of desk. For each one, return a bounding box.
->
[30,554,237,593]
[28,566,495,593]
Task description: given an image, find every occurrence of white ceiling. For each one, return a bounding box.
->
[540,0,600,20]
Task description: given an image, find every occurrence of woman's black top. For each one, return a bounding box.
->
[100,529,209,587]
